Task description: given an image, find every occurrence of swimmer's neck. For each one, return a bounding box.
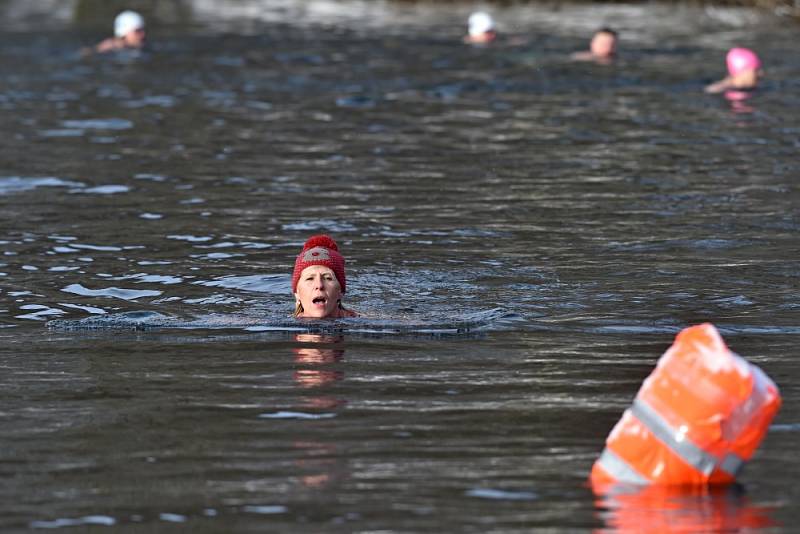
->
[295,308,359,319]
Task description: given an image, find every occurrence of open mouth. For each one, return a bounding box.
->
[312,296,327,306]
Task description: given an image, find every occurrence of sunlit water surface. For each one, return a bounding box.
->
[1,2,799,532]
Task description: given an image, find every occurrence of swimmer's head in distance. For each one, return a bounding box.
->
[115,10,145,38]
[468,11,495,37]
[727,47,761,77]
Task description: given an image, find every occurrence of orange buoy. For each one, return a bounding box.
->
[590,323,781,488]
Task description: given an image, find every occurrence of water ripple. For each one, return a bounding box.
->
[466,488,539,501]
[61,284,162,301]
[80,185,130,195]
[0,176,84,195]
[258,411,336,420]
[61,119,133,130]
[30,515,116,529]
[194,274,287,293]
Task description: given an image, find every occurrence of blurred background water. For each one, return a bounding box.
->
[1,1,799,531]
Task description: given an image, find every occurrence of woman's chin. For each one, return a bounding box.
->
[299,307,335,319]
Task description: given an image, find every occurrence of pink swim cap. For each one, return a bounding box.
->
[726,48,761,76]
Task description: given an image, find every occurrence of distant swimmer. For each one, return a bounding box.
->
[464,11,497,44]
[705,47,762,94]
[572,28,618,63]
[292,235,358,319]
[82,10,146,56]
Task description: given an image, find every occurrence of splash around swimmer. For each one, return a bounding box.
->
[291,235,358,319]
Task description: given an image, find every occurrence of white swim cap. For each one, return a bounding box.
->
[114,10,145,38]
[468,11,495,37]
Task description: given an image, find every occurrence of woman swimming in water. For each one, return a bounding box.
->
[292,235,358,319]
[82,10,146,56]
[571,28,618,63]
[464,12,497,44]
[704,47,762,94]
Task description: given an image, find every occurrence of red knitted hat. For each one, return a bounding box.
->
[291,235,346,294]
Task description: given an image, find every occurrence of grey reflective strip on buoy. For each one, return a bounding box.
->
[719,453,745,477]
[630,399,719,475]
[597,448,650,485]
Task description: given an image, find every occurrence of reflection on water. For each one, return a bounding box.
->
[725,89,757,114]
[595,484,778,533]
[291,334,347,490]
[293,333,346,405]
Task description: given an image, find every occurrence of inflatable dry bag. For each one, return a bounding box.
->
[591,323,781,487]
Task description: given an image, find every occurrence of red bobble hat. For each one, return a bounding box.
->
[291,235,346,294]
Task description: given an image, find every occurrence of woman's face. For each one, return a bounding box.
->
[294,265,343,318]
[590,32,617,58]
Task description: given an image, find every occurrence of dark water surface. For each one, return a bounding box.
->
[1,2,799,532]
